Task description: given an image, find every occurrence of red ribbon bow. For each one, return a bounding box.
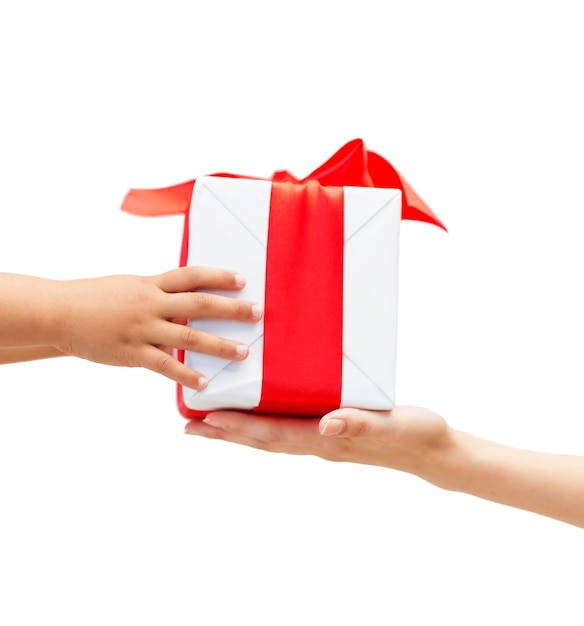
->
[121,139,446,232]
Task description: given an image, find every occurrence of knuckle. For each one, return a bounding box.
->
[180,326,201,349]
[262,425,284,444]
[135,289,157,309]
[215,338,233,358]
[156,353,175,375]
[200,426,223,440]
[188,266,203,283]
[193,291,214,312]
[254,441,278,453]
[324,438,354,460]
[348,416,370,438]
[234,299,246,318]
[329,439,355,458]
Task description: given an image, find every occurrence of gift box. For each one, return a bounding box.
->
[121,140,445,418]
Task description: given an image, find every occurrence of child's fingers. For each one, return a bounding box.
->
[156,266,246,293]
[160,324,251,362]
[163,291,263,323]
[139,345,209,390]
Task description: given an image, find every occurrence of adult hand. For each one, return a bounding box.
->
[186,405,584,528]
[185,406,451,478]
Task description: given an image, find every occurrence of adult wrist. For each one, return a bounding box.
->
[416,429,487,492]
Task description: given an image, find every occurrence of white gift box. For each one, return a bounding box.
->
[179,175,401,417]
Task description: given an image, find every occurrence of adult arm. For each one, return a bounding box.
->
[185,406,584,528]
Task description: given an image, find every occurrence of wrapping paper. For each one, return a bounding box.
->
[121,140,445,417]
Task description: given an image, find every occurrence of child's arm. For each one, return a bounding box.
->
[185,406,584,528]
[0,346,65,364]
[0,267,262,388]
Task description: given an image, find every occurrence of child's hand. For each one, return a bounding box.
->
[54,266,262,389]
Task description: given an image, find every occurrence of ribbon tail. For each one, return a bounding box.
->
[397,173,447,231]
[120,180,195,217]
[367,151,447,232]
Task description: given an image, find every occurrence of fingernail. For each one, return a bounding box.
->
[235,344,248,358]
[235,274,246,288]
[251,304,263,320]
[203,416,224,429]
[197,376,209,390]
[184,423,203,436]
[320,418,345,436]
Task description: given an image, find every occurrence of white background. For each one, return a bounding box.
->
[1,1,583,624]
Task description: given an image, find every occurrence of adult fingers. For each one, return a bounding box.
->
[194,411,321,447]
[186,413,356,461]
[184,419,297,453]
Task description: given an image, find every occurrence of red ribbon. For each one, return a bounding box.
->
[257,181,344,415]
[121,139,446,232]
